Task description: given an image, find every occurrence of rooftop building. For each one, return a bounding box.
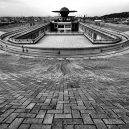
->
[50,7,78,32]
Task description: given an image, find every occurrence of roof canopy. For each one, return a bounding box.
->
[52,7,77,17]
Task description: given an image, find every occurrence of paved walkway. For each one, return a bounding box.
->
[0,54,129,129]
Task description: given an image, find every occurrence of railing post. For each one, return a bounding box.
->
[22,46,24,52]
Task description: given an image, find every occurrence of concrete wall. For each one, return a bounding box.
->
[79,22,121,44]
[3,23,49,44]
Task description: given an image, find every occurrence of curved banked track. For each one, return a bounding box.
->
[0,23,129,57]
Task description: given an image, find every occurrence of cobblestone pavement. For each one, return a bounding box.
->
[1,53,129,129]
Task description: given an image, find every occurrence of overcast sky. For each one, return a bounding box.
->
[0,0,129,17]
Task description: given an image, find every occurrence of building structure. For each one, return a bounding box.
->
[50,7,79,32]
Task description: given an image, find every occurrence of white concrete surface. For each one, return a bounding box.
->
[0,31,5,36]
[124,31,129,36]
[25,35,102,48]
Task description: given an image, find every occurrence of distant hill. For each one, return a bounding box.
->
[101,12,129,19]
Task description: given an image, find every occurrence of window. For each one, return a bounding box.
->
[58,25,64,28]
[65,25,71,28]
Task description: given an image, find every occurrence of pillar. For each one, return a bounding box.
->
[93,33,97,40]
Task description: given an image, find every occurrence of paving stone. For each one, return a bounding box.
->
[23,118,43,124]
[56,103,63,110]
[75,125,96,129]
[30,106,40,113]
[81,114,94,124]
[72,119,83,124]
[64,106,71,113]
[4,113,18,123]
[55,114,72,119]
[0,124,9,129]
[43,114,54,124]
[47,110,63,114]
[107,125,120,129]
[103,119,125,125]
[63,119,73,125]
[80,110,96,114]
[105,109,119,119]
[18,113,36,118]
[64,125,74,129]
[26,103,35,109]
[36,110,46,118]
[44,98,51,104]
[92,105,105,113]
[52,118,63,129]
[1,109,15,119]
[30,124,51,129]
[18,124,30,129]
[91,113,109,119]
[14,109,25,113]
[119,123,129,129]
[72,110,81,118]
[118,114,129,123]
[8,118,23,129]
[22,100,31,106]
[93,119,107,129]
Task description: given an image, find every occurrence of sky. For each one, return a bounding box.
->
[0,0,129,17]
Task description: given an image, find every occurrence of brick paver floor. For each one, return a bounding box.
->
[1,53,129,129]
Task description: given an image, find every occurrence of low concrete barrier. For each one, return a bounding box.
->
[33,33,45,43]
[46,32,83,35]
[9,38,33,44]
